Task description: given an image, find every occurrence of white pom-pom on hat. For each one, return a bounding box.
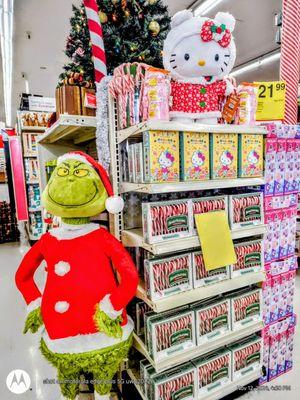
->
[105,195,124,214]
[171,9,193,29]
[215,12,236,32]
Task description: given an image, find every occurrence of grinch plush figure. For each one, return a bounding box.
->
[15,151,138,400]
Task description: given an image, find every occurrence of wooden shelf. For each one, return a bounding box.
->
[121,178,265,194]
[137,271,265,313]
[122,225,267,255]
[20,125,46,132]
[37,114,96,145]
[117,120,267,144]
[133,321,263,373]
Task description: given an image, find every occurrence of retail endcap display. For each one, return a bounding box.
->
[15,151,138,399]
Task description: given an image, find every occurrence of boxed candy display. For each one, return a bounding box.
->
[143,130,179,183]
[229,288,262,330]
[194,298,231,345]
[210,133,238,179]
[179,132,210,181]
[191,195,227,234]
[229,335,262,381]
[128,299,151,336]
[192,251,229,288]
[238,134,264,178]
[230,239,263,278]
[145,308,196,362]
[144,253,192,301]
[193,349,231,397]
[142,199,190,244]
[229,192,264,229]
[143,68,170,121]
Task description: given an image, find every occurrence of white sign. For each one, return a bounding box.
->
[28,96,56,112]
[6,370,31,394]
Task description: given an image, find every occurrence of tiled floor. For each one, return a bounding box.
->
[0,242,299,399]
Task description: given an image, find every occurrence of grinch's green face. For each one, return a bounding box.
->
[42,158,108,217]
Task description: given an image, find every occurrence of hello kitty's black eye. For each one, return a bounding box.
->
[184,53,190,61]
[215,54,219,61]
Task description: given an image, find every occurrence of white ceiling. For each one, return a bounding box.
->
[0,0,282,125]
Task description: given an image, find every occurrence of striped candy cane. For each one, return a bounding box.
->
[83,0,107,82]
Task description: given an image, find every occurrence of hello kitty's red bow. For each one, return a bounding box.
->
[200,20,231,48]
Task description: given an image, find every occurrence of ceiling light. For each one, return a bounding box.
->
[194,0,224,16]
[0,0,14,128]
[230,51,281,77]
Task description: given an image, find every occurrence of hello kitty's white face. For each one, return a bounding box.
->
[159,152,173,168]
[170,35,232,80]
[220,152,232,166]
[248,151,259,164]
[192,151,204,166]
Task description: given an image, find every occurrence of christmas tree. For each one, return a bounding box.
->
[59,0,171,87]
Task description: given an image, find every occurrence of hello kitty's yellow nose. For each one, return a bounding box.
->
[198,60,206,66]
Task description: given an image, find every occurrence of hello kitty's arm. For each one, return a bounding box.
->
[225,79,235,96]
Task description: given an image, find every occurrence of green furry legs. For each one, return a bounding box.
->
[40,335,133,399]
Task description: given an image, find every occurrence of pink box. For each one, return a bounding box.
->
[277,332,286,375]
[274,139,286,195]
[264,139,277,195]
[262,278,272,325]
[285,326,295,371]
[268,334,279,380]
[270,275,281,322]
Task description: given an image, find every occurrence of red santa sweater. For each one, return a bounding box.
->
[15,223,138,353]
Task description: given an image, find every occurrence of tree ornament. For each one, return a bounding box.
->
[148,20,160,36]
[148,0,158,4]
[138,12,144,19]
[112,0,119,5]
[112,13,118,22]
[124,9,130,18]
[99,11,108,24]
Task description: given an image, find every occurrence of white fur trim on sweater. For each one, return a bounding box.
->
[27,297,42,314]
[54,261,71,276]
[42,317,133,353]
[49,223,100,240]
[170,110,221,119]
[54,301,70,313]
[57,153,92,167]
[99,294,123,320]
[105,196,124,214]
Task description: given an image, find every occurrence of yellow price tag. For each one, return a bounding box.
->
[195,211,237,271]
[255,81,286,121]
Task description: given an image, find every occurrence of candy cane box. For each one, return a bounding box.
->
[144,253,193,301]
[193,349,232,398]
[230,239,264,278]
[142,199,192,243]
[228,192,264,229]
[229,288,263,330]
[228,334,262,381]
[151,362,196,400]
[191,195,228,235]
[192,251,229,288]
[145,308,196,362]
[193,298,231,346]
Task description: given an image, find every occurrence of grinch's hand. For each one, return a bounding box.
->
[23,307,43,334]
[94,306,123,339]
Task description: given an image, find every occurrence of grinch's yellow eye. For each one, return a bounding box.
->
[57,167,69,177]
[74,169,89,177]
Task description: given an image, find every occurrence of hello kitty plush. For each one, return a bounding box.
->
[163,10,236,124]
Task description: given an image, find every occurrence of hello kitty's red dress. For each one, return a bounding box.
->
[170,80,227,118]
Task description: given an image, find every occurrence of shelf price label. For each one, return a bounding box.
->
[255,81,286,121]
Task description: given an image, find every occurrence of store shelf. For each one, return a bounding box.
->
[28,207,42,212]
[21,125,46,132]
[37,114,97,145]
[122,225,267,255]
[137,271,265,313]
[127,368,262,400]
[121,178,265,194]
[133,320,263,373]
[117,120,267,143]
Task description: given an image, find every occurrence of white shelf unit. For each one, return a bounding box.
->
[107,96,266,396]
[137,271,265,313]
[133,321,263,373]
[117,120,267,144]
[127,368,262,400]
[121,225,267,256]
[37,114,97,145]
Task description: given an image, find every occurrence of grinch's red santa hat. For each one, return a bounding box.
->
[57,151,124,214]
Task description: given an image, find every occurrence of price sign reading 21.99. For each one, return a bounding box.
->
[255,81,286,121]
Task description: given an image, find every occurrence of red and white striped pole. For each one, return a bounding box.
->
[83,0,107,82]
[280,0,300,124]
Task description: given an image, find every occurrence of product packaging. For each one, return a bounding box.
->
[274,139,286,195]
[238,134,264,178]
[179,132,210,181]
[142,199,191,244]
[192,251,229,288]
[191,195,228,234]
[228,192,264,229]
[264,138,277,195]
[230,288,262,330]
[144,253,192,301]
[230,240,263,278]
[128,300,152,336]
[143,130,180,183]
[210,133,238,179]
[143,68,170,121]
